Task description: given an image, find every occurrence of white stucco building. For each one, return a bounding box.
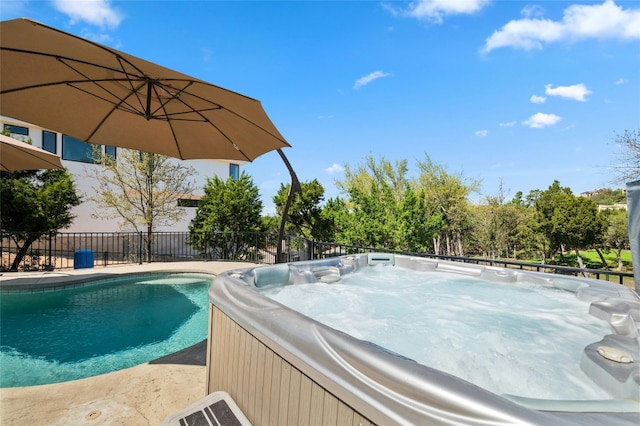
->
[1,116,243,233]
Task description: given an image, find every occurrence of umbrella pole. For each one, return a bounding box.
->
[276,149,301,263]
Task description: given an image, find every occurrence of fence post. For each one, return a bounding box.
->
[138,232,143,264]
[47,231,53,270]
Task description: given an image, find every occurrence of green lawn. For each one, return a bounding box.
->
[522,249,634,289]
[526,249,632,272]
[579,249,632,271]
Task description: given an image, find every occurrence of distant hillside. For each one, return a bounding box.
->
[580,188,626,205]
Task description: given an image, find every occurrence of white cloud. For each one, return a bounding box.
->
[499,120,516,127]
[353,71,390,89]
[530,95,546,104]
[522,112,562,128]
[545,83,591,101]
[615,78,628,85]
[53,0,123,28]
[405,0,492,23]
[325,163,344,174]
[483,0,640,52]
[475,130,488,137]
[521,5,545,19]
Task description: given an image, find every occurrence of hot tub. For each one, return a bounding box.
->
[206,253,639,425]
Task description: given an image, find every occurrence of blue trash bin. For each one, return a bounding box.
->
[74,249,94,269]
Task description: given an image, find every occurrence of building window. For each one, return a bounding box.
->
[3,124,29,138]
[62,135,100,163]
[105,145,117,160]
[229,163,240,180]
[42,131,57,154]
[177,198,200,208]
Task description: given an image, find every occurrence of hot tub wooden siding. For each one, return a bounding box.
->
[206,305,376,426]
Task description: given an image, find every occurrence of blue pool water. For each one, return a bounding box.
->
[0,273,212,387]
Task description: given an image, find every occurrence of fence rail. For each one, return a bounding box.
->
[1,231,633,285]
[309,241,634,286]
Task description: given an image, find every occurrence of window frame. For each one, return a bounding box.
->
[105,145,117,161]
[62,134,100,164]
[42,130,57,154]
[3,124,29,137]
[229,163,240,180]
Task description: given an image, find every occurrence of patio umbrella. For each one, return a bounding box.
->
[0,134,63,171]
[1,18,300,261]
[0,18,290,161]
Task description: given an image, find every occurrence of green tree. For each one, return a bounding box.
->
[261,214,280,234]
[598,209,630,271]
[335,156,407,249]
[533,181,571,258]
[561,197,607,268]
[1,168,81,270]
[534,181,606,267]
[506,189,549,260]
[273,179,332,240]
[87,148,196,262]
[471,204,509,259]
[416,154,479,256]
[189,172,263,260]
[504,193,539,259]
[319,197,348,243]
[397,185,444,252]
[471,183,514,259]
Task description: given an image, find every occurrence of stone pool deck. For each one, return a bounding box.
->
[0,261,256,425]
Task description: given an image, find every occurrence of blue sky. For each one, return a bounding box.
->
[2,0,639,214]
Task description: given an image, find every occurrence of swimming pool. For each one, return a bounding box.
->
[0,273,212,388]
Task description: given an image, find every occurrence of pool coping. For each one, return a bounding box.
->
[0,261,258,291]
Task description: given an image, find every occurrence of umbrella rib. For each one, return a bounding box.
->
[148,81,188,159]
[148,80,196,117]
[1,40,148,77]
[1,49,284,140]
[157,85,253,161]
[60,55,149,118]
[85,80,149,141]
[0,49,151,118]
[0,48,142,90]
[116,55,151,118]
[183,87,289,144]
[1,20,291,163]
[66,82,146,116]
[149,81,208,160]
[154,82,289,160]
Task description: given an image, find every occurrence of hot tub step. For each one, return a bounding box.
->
[161,391,251,426]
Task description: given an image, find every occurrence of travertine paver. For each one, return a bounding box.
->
[1,361,205,425]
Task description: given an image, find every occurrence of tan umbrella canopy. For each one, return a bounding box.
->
[0,18,290,161]
[1,17,299,261]
[0,134,63,172]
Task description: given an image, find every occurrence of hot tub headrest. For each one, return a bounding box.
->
[253,264,291,288]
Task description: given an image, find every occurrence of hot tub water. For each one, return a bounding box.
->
[259,265,613,400]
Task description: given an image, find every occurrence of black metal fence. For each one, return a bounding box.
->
[310,241,634,286]
[0,231,634,285]
[0,231,315,271]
